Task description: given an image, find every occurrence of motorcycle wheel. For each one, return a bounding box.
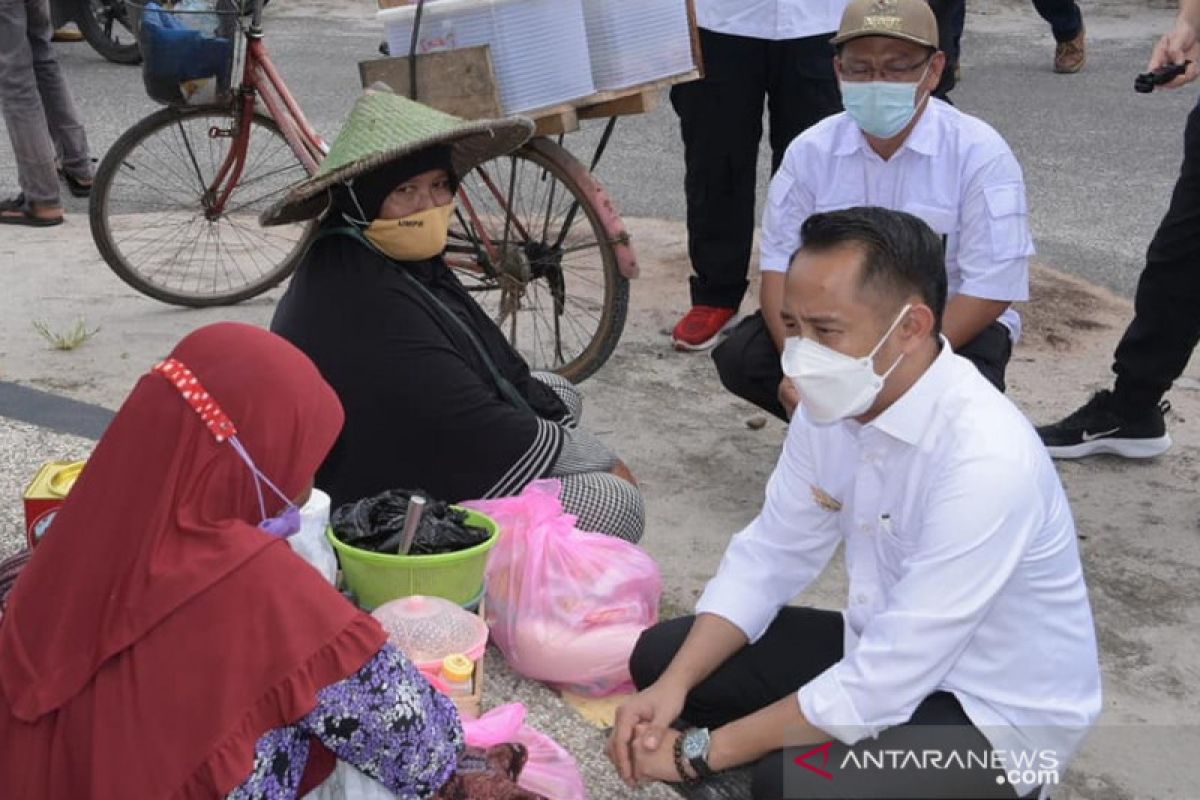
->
[75,0,141,65]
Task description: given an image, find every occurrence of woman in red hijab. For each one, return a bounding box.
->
[0,323,473,798]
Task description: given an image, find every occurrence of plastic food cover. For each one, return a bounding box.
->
[372,594,489,670]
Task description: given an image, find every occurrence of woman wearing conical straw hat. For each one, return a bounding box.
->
[265,88,644,544]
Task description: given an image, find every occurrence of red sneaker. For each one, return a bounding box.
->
[672,305,737,351]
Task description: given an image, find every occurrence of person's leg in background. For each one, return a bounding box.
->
[1038,100,1200,459]
[1107,99,1200,437]
[671,30,769,351]
[0,0,64,224]
[712,312,788,421]
[764,32,841,173]
[703,35,838,413]
[927,0,965,99]
[1111,100,1200,415]
[27,0,92,193]
[1032,0,1086,73]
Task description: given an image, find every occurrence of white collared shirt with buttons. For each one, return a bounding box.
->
[760,99,1033,341]
[695,0,850,40]
[696,343,1101,796]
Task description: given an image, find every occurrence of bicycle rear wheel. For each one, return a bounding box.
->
[75,0,141,65]
[90,106,314,307]
[448,137,629,383]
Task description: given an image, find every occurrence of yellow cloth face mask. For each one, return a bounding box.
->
[363,202,454,261]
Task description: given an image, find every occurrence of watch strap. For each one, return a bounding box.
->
[689,752,716,780]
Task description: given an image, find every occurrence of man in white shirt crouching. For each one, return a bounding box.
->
[608,207,1100,800]
[713,0,1033,421]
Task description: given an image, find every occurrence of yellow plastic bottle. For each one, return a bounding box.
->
[441,653,474,696]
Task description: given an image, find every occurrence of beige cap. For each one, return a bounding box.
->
[831,0,940,49]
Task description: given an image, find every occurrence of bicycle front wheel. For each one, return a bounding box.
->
[90,106,315,307]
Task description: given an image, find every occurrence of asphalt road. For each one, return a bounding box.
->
[2,0,1196,298]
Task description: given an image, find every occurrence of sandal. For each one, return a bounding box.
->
[0,195,63,227]
[59,167,94,198]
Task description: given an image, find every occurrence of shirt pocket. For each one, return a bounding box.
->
[982,183,1033,261]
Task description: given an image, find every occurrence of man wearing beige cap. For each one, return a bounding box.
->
[713,0,1032,422]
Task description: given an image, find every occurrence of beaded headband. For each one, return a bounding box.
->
[153,359,238,443]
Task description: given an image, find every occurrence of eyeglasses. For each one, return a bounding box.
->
[838,54,933,82]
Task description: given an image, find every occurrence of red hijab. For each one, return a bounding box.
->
[0,322,387,799]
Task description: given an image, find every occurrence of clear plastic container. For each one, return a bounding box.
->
[580,0,695,91]
[378,0,596,115]
[371,594,489,671]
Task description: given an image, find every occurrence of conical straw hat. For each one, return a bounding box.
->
[261,87,533,226]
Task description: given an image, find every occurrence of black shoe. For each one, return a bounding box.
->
[1036,390,1171,459]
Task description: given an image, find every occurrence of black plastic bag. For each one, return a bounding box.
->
[331,489,490,555]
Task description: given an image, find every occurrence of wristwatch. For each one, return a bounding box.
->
[680,727,715,780]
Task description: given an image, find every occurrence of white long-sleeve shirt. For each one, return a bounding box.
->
[696,342,1101,796]
[760,99,1033,340]
[695,0,849,40]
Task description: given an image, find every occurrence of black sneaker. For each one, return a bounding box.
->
[1036,390,1171,459]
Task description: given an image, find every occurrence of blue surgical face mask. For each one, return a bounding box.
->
[840,67,930,140]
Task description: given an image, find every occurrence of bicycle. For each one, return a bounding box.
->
[90,0,631,381]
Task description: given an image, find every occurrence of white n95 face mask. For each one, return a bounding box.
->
[780,304,912,424]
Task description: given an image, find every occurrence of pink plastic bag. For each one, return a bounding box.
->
[464,480,661,696]
[463,703,587,800]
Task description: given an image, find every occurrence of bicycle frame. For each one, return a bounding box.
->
[205,3,327,216]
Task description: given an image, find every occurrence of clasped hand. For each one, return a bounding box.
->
[605,684,696,787]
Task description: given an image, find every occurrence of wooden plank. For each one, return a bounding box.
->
[534,108,580,137]
[523,68,701,127]
[686,0,705,79]
[576,88,661,121]
[358,46,503,121]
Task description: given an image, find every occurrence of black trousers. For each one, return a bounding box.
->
[1111,99,1200,417]
[712,312,1013,421]
[673,28,841,310]
[1031,0,1084,42]
[927,0,964,99]
[934,1,1082,53]
[630,610,1025,800]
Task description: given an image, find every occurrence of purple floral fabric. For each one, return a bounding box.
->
[226,643,463,799]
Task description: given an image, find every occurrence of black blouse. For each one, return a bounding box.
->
[270,230,569,509]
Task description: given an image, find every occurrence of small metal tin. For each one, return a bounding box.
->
[23,460,85,548]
